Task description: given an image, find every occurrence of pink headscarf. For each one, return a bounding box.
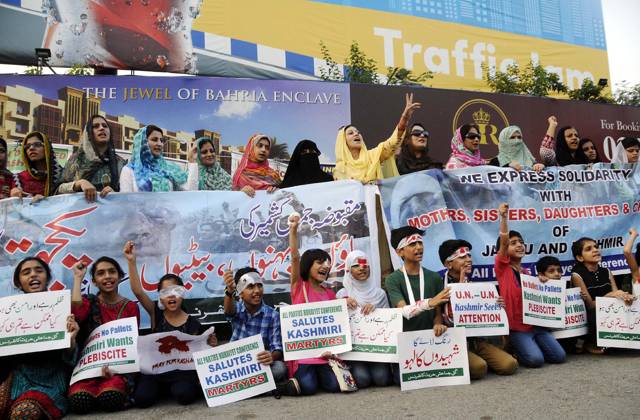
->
[232,134,281,191]
[448,126,484,167]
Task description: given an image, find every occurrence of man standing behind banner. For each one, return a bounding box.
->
[384,226,450,384]
[439,240,518,380]
[223,266,298,396]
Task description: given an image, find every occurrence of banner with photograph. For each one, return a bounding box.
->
[0,290,70,356]
[0,180,376,327]
[378,165,640,280]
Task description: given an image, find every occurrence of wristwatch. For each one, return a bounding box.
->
[225,288,234,297]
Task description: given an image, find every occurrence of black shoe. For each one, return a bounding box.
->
[274,378,301,398]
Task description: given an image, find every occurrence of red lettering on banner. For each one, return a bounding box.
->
[36,206,98,263]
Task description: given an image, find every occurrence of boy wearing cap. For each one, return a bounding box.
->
[384,226,451,333]
[439,239,518,379]
[223,267,289,385]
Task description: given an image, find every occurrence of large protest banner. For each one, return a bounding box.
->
[280,299,351,361]
[193,334,275,408]
[596,297,640,349]
[341,308,403,363]
[0,181,376,327]
[138,327,215,375]
[521,275,565,328]
[449,283,508,337]
[378,165,640,280]
[0,290,70,356]
[71,317,139,385]
[551,288,588,339]
[398,327,470,391]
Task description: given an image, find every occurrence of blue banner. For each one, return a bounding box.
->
[378,164,640,280]
[0,181,378,326]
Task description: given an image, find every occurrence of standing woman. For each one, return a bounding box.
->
[444,124,485,169]
[232,134,281,196]
[395,123,442,174]
[336,250,392,388]
[576,138,602,164]
[334,93,420,183]
[0,257,79,420]
[490,125,544,171]
[69,258,140,413]
[10,131,63,200]
[0,137,18,199]
[185,136,232,191]
[539,116,583,166]
[119,125,187,192]
[57,115,126,201]
[280,139,333,188]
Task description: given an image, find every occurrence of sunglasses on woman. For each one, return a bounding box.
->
[411,131,429,138]
[465,134,481,140]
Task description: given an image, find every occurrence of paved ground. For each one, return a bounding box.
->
[69,350,639,420]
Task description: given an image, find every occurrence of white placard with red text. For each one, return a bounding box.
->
[596,297,640,349]
[521,275,565,328]
[138,327,215,374]
[449,283,509,337]
[70,317,139,385]
[551,288,588,339]
[340,308,402,363]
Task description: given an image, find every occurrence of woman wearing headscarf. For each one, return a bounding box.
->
[119,125,188,192]
[280,139,333,188]
[334,93,420,183]
[0,137,18,200]
[231,134,281,197]
[576,138,602,165]
[336,250,392,388]
[444,124,486,169]
[185,137,232,191]
[611,137,640,164]
[57,115,126,201]
[10,131,63,201]
[490,125,545,172]
[539,116,584,166]
[395,123,442,174]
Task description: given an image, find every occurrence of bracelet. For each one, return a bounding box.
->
[225,289,234,297]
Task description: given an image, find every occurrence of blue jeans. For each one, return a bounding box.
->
[294,363,340,395]
[271,360,288,383]
[348,362,392,388]
[510,328,566,368]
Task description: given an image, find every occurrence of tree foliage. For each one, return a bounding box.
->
[483,61,566,97]
[614,81,640,107]
[319,41,432,85]
[567,78,613,103]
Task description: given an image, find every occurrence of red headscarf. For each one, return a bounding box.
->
[232,134,281,191]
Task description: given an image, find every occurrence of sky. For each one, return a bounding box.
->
[0,0,637,93]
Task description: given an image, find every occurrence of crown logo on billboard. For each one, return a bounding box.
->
[472,108,491,125]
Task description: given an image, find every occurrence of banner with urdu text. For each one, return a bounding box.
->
[0,181,377,327]
[378,164,640,280]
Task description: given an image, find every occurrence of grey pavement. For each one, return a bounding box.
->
[69,350,639,420]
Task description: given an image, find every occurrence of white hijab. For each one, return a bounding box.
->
[343,250,389,308]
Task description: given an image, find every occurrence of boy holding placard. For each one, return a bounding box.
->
[495,203,566,368]
[439,239,518,379]
[385,226,451,383]
[223,266,298,395]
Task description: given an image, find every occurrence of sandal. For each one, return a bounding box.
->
[585,342,606,355]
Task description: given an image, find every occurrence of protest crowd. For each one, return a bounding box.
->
[1,92,639,419]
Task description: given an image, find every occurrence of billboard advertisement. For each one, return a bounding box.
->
[0,1,610,92]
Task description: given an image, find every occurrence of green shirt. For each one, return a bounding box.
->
[385,267,444,332]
